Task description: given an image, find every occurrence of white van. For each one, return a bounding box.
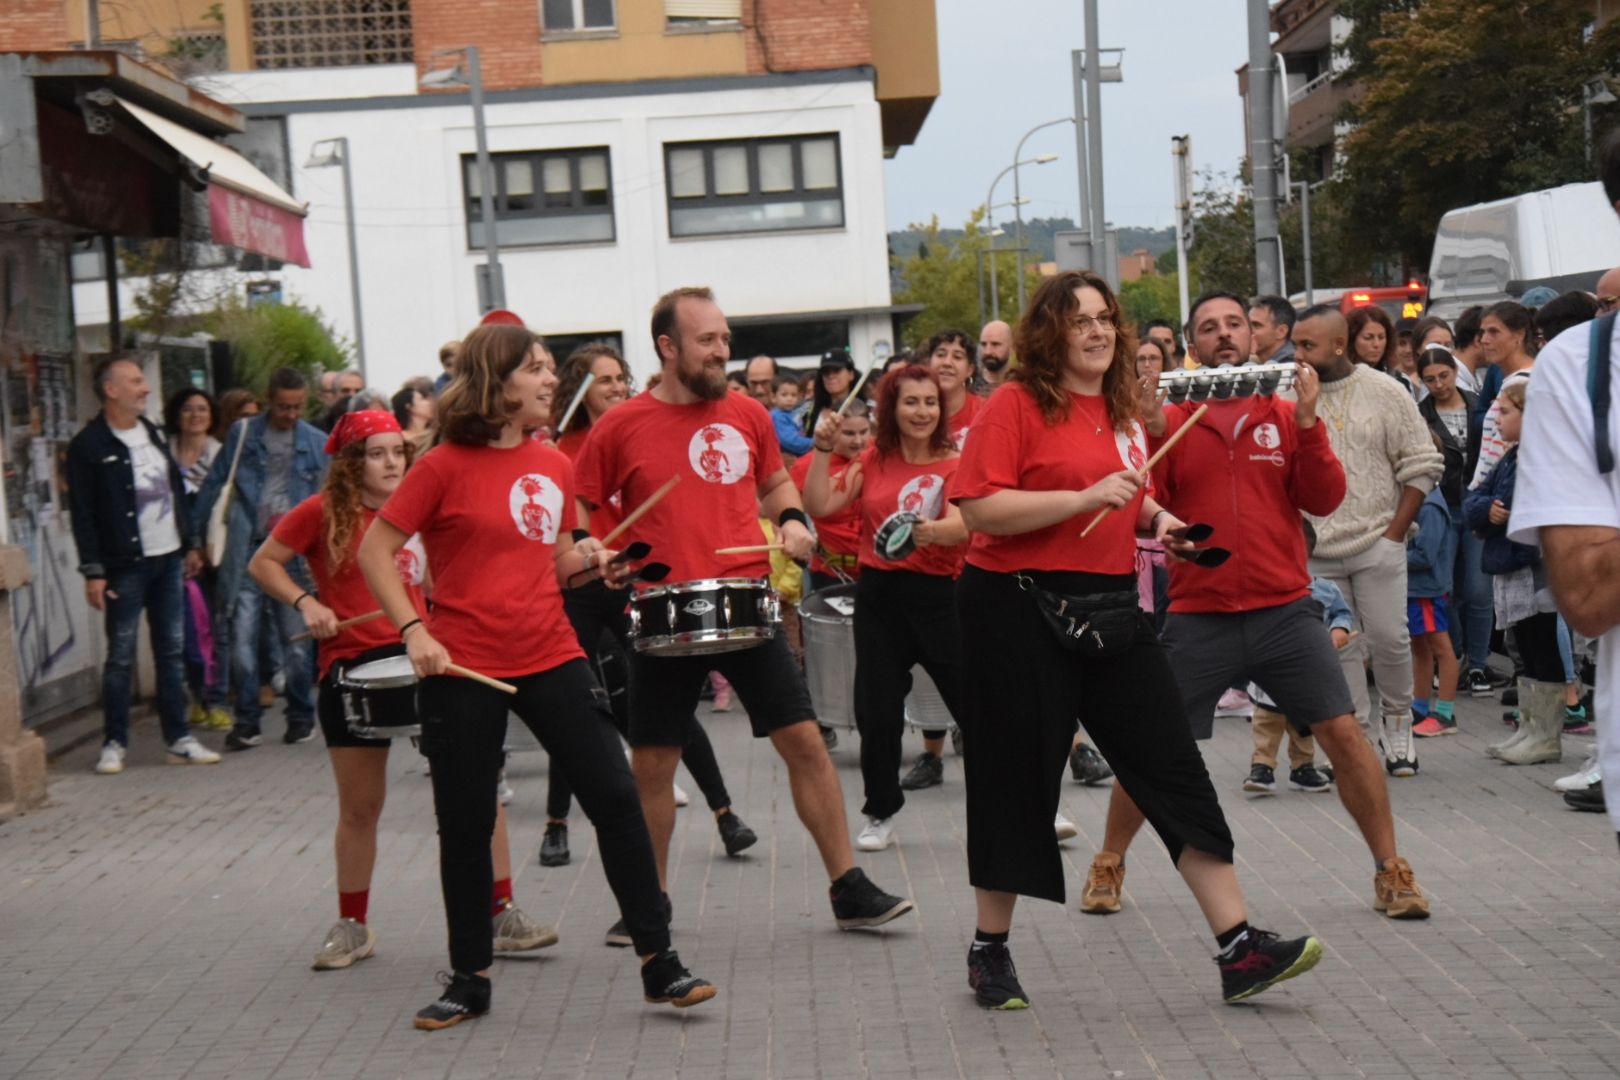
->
[1426,181,1620,319]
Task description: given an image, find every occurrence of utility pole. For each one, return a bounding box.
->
[1071,49,1092,267]
[1172,135,1192,332]
[1083,0,1111,289]
[1247,0,1281,296]
[1296,180,1313,306]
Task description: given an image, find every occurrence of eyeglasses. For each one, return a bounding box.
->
[1069,313,1116,335]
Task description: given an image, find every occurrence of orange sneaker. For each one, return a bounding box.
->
[1373,856,1431,919]
[1079,852,1125,914]
[1413,716,1458,738]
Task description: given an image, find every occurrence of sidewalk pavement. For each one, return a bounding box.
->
[3,690,1619,1080]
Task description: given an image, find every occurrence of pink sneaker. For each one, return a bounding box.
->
[1215,689,1255,719]
[1412,716,1457,738]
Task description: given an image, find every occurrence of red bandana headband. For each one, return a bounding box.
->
[325,408,402,455]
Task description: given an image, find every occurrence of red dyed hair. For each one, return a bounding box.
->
[873,364,954,458]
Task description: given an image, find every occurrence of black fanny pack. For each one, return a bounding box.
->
[1015,575,1141,656]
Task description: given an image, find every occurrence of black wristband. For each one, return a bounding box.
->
[778,507,809,530]
[571,528,590,543]
[292,592,312,611]
[399,618,424,640]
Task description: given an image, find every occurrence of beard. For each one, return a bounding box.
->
[675,351,728,401]
[982,355,1008,373]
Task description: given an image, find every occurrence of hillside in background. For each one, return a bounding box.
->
[888,218,1175,264]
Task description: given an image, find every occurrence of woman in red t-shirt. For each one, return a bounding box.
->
[926,328,981,450]
[249,410,557,975]
[544,343,753,874]
[790,401,871,591]
[950,271,1321,1011]
[357,325,716,1030]
[804,365,968,851]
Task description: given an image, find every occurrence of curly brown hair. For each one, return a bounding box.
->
[1010,270,1139,429]
[436,324,544,445]
[551,342,630,436]
[321,437,416,572]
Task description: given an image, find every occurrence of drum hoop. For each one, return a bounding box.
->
[638,577,770,602]
[339,658,419,690]
[631,626,774,653]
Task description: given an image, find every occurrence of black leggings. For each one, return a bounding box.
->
[1510,611,1564,682]
[853,569,964,819]
[956,566,1234,904]
[549,582,731,818]
[418,659,669,973]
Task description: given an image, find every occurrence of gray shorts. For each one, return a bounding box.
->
[1163,596,1354,740]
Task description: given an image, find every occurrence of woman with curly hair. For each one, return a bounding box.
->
[247,409,558,976]
[949,270,1321,1010]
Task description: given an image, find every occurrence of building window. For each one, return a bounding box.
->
[666,0,741,27]
[463,148,615,248]
[543,0,615,33]
[249,0,413,69]
[664,134,843,238]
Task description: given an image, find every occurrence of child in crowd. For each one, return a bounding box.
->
[1409,484,1461,736]
[770,374,813,457]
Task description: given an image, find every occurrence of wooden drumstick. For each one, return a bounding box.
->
[836,367,874,416]
[554,371,595,437]
[601,474,680,546]
[714,543,786,555]
[289,609,386,643]
[446,663,518,695]
[1079,403,1210,538]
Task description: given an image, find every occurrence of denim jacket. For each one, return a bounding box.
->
[66,413,198,579]
[1405,488,1458,598]
[193,416,328,581]
[1463,446,1538,575]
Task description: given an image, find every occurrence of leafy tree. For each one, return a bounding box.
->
[892,208,1036,345]
[204,296,348,395]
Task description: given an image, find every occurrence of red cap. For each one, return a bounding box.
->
[325,408,403,455]
[480,309,525,327]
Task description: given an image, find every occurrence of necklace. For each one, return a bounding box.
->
[1074,395,1107,436]
[1318,372,1361,435]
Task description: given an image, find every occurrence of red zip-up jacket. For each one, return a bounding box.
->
[1150,395,1345,614]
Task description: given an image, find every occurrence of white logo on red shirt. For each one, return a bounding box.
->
[394,535,427,585]
[1115,423,1149,471]
[1252,423,1281,449]
[1248,451,1286,467]
[898,474,946,519]
[509,473,563,542]
[688,423,750,485]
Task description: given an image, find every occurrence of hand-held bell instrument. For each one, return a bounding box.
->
[1155,360,1300,405]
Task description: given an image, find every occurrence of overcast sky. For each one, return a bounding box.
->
[882,0,1253,233]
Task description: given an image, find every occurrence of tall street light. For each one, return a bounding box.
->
[421,46,506,313]
[986,157,1057,322]
[305,137,366,380]
[1011,117,1073,314]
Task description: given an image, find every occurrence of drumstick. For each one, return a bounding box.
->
[836,368,874,416]
[601,475,680,546]
[446,663,518,695]
[554,372,595,436]
[1079,403,1211,538]
[714,543,786,555]
[289,609,386,643]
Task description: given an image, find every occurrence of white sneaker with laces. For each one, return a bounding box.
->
[1554,752,1601,793]
[95,743,125,775]
[166,736,221,765]
[856,816,896,851]
[1054,812,1078,841]
[673,781,690,807]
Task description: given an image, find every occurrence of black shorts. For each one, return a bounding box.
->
[627,634,815,747]
[316,644,407,751]
[1164,596,1355,740]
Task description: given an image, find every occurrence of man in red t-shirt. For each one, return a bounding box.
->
[575,287,913,932]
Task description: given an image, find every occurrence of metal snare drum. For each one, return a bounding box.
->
[336,654,422,739]
[627,578,780,656]
[903,664,957,734]
[799,584,857,730]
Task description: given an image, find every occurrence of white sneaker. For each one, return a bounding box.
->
[673,781,690,808]
[166,736,221,765]
[1214,689,1255,719]
[856,816,895,851]
[497,774,515,805]
[1054,812,1078,841]
[1555,752,1601,793]
[95,742,125,775]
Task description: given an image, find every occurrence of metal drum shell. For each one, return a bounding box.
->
[628,578,779,656]
[799,584,857,730]
[336,655,422,739]
[902,664,957,734]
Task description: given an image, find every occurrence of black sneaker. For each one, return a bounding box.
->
[966,942,1030,1010]
[830,867,914,929]
[1565,781,1606,813]
[1466,669,1493,697]
[605,893,672,948]
[539,822,570,867]
[413,971,491,1030]
[1068,743,1114,785]
[1242,764,1276,794]
[819,724,839,751]
[224,724,262,751]
[284,722,315,745]
[899,752,943,791]
[641,949,718,1008]
[1500,686,1519,707]
[1288,764,1333,793]
[716,810,757,856]
[1217,929,1323,1003]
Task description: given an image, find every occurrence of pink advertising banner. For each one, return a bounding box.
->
[208,184,311,267]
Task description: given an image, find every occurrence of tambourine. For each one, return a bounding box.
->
[873,510,921,562]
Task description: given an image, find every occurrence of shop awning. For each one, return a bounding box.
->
[115,96,310,267]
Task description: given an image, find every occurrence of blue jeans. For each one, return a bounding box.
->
[1557,615,1578,684]
[1450,518,1493,671]
[102,553,190,747]
[230,571,314,729]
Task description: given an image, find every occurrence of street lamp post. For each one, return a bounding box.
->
[1011,118,1073,315]
[305,137,366,380]
[421,45,506,312]
[986,157,1056,322]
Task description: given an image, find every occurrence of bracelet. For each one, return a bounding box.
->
[812,441,836,453]
[778,507,809,530]
[399,618,424,640]
[292,592,312,611]
[1150,508,1170,529]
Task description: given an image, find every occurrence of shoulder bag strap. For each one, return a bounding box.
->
[1589,312,1615,475]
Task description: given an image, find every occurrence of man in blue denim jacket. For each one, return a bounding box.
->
[194,367,329,749]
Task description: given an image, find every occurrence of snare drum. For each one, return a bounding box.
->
[336,655,422,739]
[628,578,780,656]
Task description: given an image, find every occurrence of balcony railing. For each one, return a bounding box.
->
[1288,69,1334,106]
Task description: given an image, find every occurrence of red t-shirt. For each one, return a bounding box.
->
[790,451,862,577]
[556,427,623,538]
[854,448,966,577]
[574,392,784,584]
[378,440,584,678]
[946,391,981,451]
[273,494,429,681]
[952,384,1149,574]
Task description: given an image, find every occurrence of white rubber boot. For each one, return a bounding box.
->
[1499,681,1564,766]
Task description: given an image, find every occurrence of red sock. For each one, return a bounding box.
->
[339,889,369,924]
[492,877,513,915]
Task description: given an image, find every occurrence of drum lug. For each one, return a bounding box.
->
[627,604,641,637]
[760,591,780,625]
